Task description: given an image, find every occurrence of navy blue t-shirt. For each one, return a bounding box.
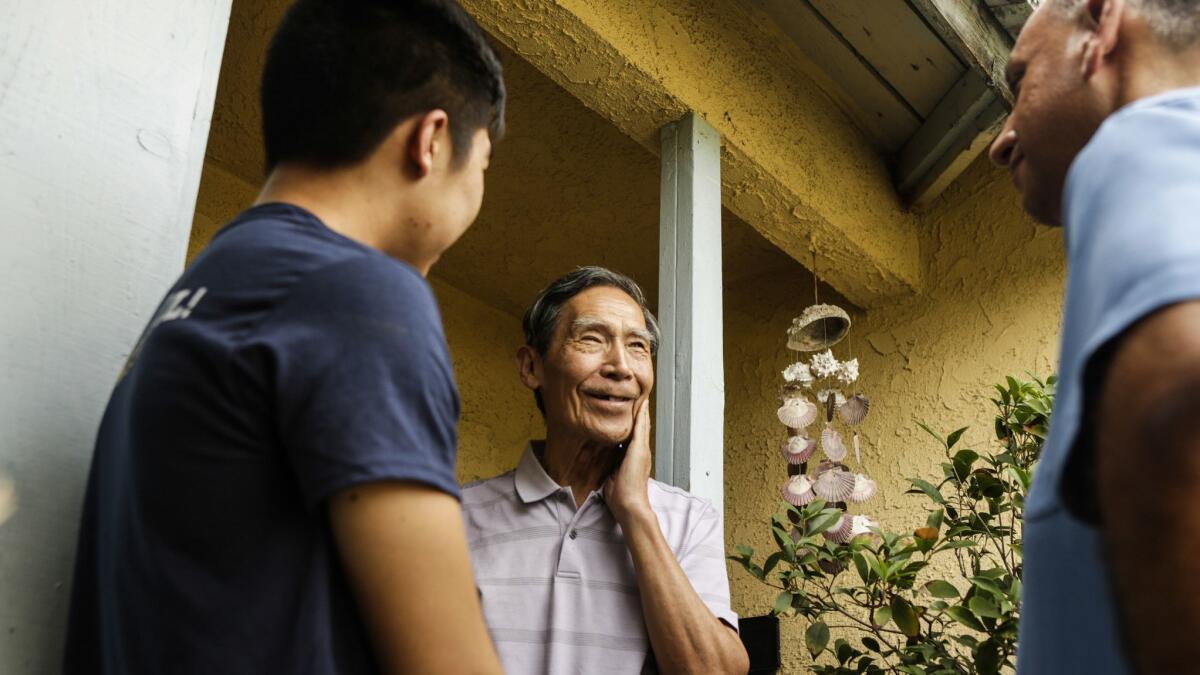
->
[63,203,461,674]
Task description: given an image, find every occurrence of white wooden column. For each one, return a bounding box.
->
[656,112,725,514]
[0,2,230,671]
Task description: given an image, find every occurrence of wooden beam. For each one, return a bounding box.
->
[897,0,1037,204]
[656,112,725,514]
[896,70,1006,204]
[907,0,1016,105]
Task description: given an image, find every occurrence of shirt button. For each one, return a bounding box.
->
[569,529,578,540]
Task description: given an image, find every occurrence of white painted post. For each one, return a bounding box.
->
[656,112,725,514]
[0,2,231,671]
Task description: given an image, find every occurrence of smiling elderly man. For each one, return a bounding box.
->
[462,266,748,675]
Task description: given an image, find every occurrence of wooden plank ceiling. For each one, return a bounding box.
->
[747,0,1038,206]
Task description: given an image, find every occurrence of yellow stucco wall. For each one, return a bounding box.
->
[724,155,1064,671]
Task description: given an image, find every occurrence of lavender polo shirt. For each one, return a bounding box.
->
[462,444,738,674]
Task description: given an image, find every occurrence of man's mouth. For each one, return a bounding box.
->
[583,391,636,405]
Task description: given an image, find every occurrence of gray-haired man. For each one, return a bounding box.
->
[462,266,749,674]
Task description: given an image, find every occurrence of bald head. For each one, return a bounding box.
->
[1046,0,1200,49]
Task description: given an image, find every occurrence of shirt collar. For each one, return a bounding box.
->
[514,442,562,504]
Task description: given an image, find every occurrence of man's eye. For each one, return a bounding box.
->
[629,341,649,352]
[581,335,603,343]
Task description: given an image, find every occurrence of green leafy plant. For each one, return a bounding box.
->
[731,375,1055,674]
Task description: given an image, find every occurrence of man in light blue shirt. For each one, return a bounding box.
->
[988,1,1200,673]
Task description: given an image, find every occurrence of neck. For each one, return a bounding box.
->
[255,164,436,275]
[1115,31,1200,108]
[536,435,622,509]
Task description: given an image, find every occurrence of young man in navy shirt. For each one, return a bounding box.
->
[63,1,506,673]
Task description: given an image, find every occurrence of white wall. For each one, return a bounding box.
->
[0,1,231,671]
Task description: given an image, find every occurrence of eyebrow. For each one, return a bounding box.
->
[570,318,654,343]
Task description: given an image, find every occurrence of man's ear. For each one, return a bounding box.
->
[1081,0,1124,80]
[516,345,542,392]
[407,109,450,178]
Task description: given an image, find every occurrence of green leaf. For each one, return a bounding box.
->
[762,551,783,577]
[946,427,969,450]
[925,580,960,598]
[853,551,871,584]
[890,596,920,637]
[945,605,985,631]
[969,595,1002,618]
[806,509,844,536]
[925,508,944,530]
[874,606,892,628]
[734,544,753,558]
[970,576,1006,598]
[975,638,1003,675]
[916,421,947,449]
[805,620,831,658]
[908,478,945,504]
[773,591,793,616]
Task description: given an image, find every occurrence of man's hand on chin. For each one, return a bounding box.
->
[604,400,653,526]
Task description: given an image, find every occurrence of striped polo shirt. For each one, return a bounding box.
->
[462,444,738,674]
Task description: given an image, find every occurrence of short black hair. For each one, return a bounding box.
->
[261,0,506,172]
[522,266,661,415]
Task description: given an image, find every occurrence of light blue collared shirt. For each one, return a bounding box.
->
[1018,87,1200,674]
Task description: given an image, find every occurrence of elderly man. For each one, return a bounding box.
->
[462,267,749,674]
[988,1,1200,673]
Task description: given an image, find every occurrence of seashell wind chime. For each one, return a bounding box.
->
[776,303,879,545]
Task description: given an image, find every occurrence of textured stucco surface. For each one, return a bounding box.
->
[724,155,1064,671]
[190,3,1067,672]
[459,0,922,308]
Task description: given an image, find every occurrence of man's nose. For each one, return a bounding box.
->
[989,127,1018,167]
[601,345,634,379]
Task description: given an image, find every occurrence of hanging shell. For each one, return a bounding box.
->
[780,435,817,464]
[838,394,871,426]
[780,475,817,506]
[820,427,848,462]
[848,515,879,540]
[823,514,855,544]
[812,463,856,502]
[776,396,817,429]
[853,432,862,464]
[847,474,877,503]
[787,303,851,352]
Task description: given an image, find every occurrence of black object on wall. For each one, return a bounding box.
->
[739,614,781,674]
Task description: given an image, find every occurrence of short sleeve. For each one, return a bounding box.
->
[1065,101,1200,363]
[254,256,460,508]
[678,503,739,630]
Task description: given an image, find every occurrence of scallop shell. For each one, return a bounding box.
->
[787,303,851,352]
[839,394,870,426]
[813,463,856,501]
[847,474,877,503]
[820,427,848,462]
[777,396,817,429]
[853,432,862,464]
[848,515,879,540]
[780,475,817,506]
[781,435,817,464]
[824,513,855,544]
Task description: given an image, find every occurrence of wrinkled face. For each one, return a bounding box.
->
[988,7,1108,226]
[537,286,655,446]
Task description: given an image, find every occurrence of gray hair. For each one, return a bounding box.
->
[1046,0,1200,49]
[522,266,661,356]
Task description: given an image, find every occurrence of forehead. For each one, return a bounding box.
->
[1011,5,1066,63]
[560,286,647,331]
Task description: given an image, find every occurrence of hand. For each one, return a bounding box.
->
[604,400,653,526]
